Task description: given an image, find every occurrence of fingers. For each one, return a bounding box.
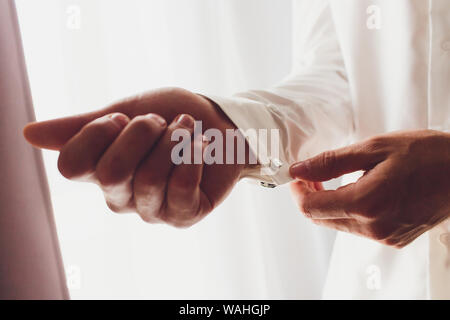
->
[302,186,359,219]
[290,138,389,182]
[24,108,123,151]
[57,113,130,181]
[164,135,210,227]
[22,94,147,150]
[313,182,324,191]
[22,88,197,150]
[95,114,167,210]
[291,180,364,233]
[290,180,313,214]
[290,180,357,219]
[311,218,359,234]
[133,114,196,223]
[22,93,147,150]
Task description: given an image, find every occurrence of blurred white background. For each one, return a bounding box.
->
[16,0,336,299]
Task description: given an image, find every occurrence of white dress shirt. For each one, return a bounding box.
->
[208,0,450,299]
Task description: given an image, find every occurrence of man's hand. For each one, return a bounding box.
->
[289,130,450,248]
[24,87,245,228]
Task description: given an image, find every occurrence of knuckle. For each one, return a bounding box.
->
[84,119,119,138]
[139,214,158,224]
[130,115,161,135]
[365,136,388,152]
[106,201,122,214]
[137,210,160,224]
[358,204,376,220]
[300,202,308,215]
[96,156,127,187]
[318,151,337,171]
[139,214,156,224]
[134,169,160,190]
[136,203,166,225]
[393,243,406,249]
[299,199,312,218]
[165,217,196,229]
[57,151,74,179]
[170,172,197,191]
[161,209,199,229]
[354,194,378,219]
[168,220,194,229]
[57,149,90,180]
[380,238,400,248]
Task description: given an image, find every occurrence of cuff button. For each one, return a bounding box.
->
[260,182,277,188]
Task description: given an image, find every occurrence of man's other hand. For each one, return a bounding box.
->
[24,88,245,228]
[290,130,450,248]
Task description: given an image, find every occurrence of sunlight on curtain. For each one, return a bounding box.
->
[16,0,336,299]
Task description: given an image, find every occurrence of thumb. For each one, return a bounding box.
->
[24,111,103,150]
[23,98,142,150]
[289,141,386,182]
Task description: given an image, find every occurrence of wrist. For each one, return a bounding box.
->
[197,94,255,177]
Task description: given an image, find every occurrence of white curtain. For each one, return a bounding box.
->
[16,0,336,299]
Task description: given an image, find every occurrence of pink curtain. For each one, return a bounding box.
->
[0,0,68,299]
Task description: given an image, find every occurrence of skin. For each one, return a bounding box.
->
[289,130,450,248]
[24,88,450,248]
[24,87,247,228]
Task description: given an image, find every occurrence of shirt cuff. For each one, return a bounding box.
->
[205,95,293,187]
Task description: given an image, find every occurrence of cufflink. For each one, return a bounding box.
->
[258,158,283,188]
[260,158,283,176]
[271,158,283,171]
[260,181,277,188]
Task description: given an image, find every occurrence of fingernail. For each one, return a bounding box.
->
[147,114,167,127]
[110,113,129,128]
[290,161,308,177]
[176,114,194,129]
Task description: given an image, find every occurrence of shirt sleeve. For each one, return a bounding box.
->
[205,0,354,187]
